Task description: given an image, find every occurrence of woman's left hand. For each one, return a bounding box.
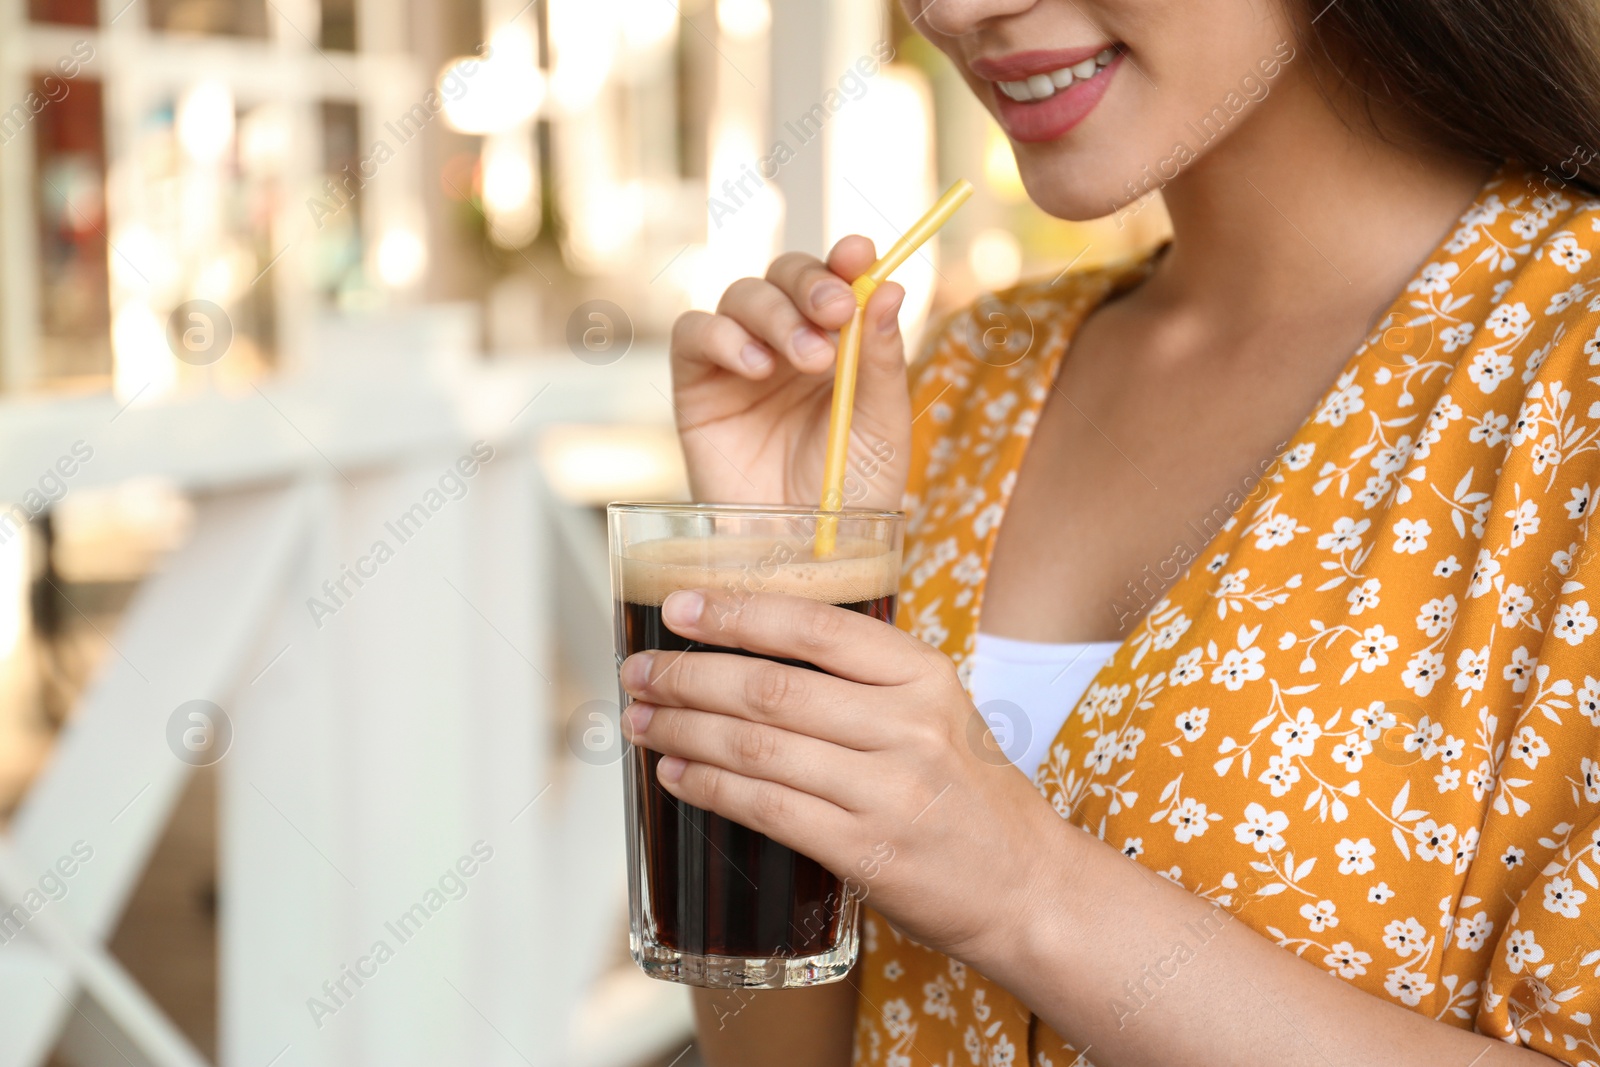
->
[618,585,1071,968]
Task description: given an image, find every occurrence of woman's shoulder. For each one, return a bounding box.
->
[1453,161,1600,253]
[1426,163,1600,347]
[1422,164,1600,444]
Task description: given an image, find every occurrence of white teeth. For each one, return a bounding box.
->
[994,49,1116,103]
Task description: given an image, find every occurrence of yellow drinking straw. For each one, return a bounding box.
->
[815,178,974,557]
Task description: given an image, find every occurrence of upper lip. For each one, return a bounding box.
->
[968,45,1115,82]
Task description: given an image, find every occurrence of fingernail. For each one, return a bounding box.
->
[740,343,773,371]
[624,702,655,734]
[812,278,853,311]
[622,651,654,690]
[792,327,832,363]
[663,590,704,628]
[657,756,687,784]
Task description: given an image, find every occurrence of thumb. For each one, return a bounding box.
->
[855,281,907,389]
[846,281,911,455]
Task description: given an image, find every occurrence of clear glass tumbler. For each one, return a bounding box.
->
[608,503,904,989]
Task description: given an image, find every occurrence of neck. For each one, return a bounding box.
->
[1146,66,1493,331]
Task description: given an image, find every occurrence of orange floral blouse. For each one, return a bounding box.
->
[852,164,1600,1067]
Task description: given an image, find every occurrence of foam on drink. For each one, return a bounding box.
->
[616,535,900,606]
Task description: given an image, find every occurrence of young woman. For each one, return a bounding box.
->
[623,1,1600,1063]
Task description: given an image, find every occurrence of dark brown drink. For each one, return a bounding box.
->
[613,531,899,980]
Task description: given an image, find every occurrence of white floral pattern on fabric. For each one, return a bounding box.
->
[851,166,1600,1067]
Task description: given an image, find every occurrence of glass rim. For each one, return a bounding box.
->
[607,501,904,521]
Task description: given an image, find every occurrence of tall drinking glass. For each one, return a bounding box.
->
[608,503,904,989]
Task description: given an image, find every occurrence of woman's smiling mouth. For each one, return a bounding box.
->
[971,45,1124,143]
[994,47,1118,102]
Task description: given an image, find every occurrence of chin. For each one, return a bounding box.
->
[1013,143,1162,222]
[1009,113,1194,222]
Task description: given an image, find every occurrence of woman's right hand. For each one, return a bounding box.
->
[669,235,914,509]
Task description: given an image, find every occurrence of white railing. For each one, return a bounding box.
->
[0,325,692,1067]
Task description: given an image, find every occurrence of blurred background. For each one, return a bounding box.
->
[0,0,1168,1063]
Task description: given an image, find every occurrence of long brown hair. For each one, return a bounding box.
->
[1303,0,1600,195]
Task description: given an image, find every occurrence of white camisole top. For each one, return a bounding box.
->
[967,632,1122,778]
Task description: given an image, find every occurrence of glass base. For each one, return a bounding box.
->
[632,934,858,989]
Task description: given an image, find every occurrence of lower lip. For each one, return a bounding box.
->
[992,55,1122,143]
